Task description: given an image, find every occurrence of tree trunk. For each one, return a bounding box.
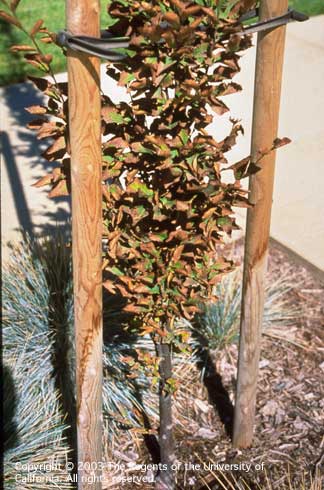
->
[155,342,175,490]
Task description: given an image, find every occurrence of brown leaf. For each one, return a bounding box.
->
[202,207,217,220]
[256,137,292,162]
[273,137,291,149]
[166,229,188,242]
[10,44,34,52]
[52,167,62,182]
[48,179,68,198]
[209,96,229,116]
[0,10,21,28]
[42,136,66,160]
[41,53,53,64]
[28,76,52,93]
[10,0,21,11]
[134,284,152,294]
[176,200,190,211]
[163,11,180,26]
[25,59,43,69]
[218,82,242,96]
[114,283,131,297]
[37,121,59,139]
[183,5,202,17]
[210,191,225,205]
[172,245,184,262]
[123,304,144,314]
[103,281,116,294]
[25,105,47,115]
[201,7,218,21]
[40,36,53,44]
[169,0,186,15]
[30,19,43,37]
[106,137,128,149]
[32,173,53,188]
[102,185,110,202]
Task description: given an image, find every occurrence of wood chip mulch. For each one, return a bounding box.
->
[106,242,324,489]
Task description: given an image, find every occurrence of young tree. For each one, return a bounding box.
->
[101,1,257,487]
[1,1,289,488]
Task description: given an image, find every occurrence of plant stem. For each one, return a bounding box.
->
[155,341,175,490]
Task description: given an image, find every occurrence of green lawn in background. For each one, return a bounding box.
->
[290,0,324,17]
[1,0,323,86]
[0,0,112,86]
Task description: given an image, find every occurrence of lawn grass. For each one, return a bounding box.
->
[289,0,324,17]
[1,0,323,86]
[0,0,113,86]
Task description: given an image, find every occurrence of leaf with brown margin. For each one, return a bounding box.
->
[229,156,260,180]
[48,180,68,198]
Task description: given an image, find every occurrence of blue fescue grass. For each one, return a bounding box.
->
[3,240,72,489]
[189,268,301,356]
[2,234,156,448]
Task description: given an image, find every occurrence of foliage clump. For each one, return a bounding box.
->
[102,0,256,340]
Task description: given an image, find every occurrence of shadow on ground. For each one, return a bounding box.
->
[1,81,70,241]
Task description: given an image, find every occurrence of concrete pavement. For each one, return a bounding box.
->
[1,15,324,270]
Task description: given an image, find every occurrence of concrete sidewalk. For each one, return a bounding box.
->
[1,15,324,270]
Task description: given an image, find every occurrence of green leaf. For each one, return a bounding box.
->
[119,72,136,85]
[160,197,176,209]
[179,129,189,144]
[145,56,158,64]
[111,112,129,124]
[217,217,231,226]
[149,285,160,294]
[128,181,154,198]
[105,15,119,28]
[110,266,123,277]
[103,155,114,163]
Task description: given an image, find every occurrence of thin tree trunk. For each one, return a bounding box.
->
[155,342,175,490]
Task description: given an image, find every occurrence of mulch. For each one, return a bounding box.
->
[106,241,324,489]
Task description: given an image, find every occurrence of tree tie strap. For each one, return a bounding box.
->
[239,8,308,36]
[56,30,129,60]
[56,9,308,59]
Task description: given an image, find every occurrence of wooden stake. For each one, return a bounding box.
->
[66,1,102,486]
[233,0,288,448]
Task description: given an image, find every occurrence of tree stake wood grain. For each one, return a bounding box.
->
[66,0,102,487]
[233,0,289,448]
